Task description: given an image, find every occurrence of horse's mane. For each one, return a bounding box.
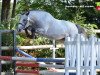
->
[21,10,50,16]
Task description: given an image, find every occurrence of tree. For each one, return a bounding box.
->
[11,0,16,18]
[1,0,11,22]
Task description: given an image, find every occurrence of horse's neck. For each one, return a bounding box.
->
[29,13,56,28]
[30,11,54,19]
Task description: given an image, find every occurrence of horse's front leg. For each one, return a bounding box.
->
[25,28,36,39]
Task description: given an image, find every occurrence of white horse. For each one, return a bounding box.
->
[17,10,85,40]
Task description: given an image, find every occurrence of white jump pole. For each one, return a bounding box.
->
[52,40,56,65]
[76,34,81,75]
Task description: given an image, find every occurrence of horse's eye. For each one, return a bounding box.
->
[23,19,27,22]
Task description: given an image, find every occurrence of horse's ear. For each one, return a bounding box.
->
[25,11,30,16]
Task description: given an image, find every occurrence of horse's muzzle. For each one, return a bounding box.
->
[17,28,22,32]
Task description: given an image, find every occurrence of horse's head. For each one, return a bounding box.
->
[17,11,36,39]
[17,11,30,32]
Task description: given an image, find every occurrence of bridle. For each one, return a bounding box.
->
[18,11,30,30]
[18,23,25,27]
[18,20,28,30]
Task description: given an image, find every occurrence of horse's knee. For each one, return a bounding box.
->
[25,28,35,39]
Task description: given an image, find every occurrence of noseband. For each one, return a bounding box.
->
[18,23,25,26]
[18,22,27,30]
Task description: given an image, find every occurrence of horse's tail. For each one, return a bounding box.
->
[76,24,87,37]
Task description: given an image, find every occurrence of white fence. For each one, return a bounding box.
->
[64,34,100,75]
